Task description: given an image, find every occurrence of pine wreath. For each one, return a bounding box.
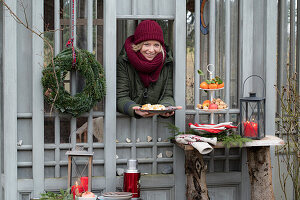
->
[42,48,106,117]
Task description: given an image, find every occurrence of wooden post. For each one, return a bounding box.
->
[88,156,93,191]
[67,155,72,188]
[185,149,210,200]
[247,146,275,200]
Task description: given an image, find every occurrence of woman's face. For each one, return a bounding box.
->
[140,40,161,61]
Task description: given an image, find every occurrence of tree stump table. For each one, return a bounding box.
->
[177,135,284,200]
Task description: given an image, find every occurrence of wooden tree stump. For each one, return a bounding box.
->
[247,146,275,200]
[185,149,210,200]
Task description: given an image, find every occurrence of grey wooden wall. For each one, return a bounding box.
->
[0,0,279,200]
[0,2,3,199]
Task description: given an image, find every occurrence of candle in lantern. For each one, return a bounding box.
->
[71,181,84,200]
[243,121,258,137]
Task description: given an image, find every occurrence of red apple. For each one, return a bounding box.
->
[208,103,218,109]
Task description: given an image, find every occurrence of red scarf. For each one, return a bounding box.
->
[124,36,166,88]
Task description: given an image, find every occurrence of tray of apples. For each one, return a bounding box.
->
[196,98,228,112]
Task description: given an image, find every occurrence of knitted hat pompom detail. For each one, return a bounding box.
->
[133,20,164,45]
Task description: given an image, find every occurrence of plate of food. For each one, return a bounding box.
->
[199,76,224,90]
[196,98,228,112]
[133,104,182,113]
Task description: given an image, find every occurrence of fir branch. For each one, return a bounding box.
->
[40,188,73,200]
[221,134,252,148]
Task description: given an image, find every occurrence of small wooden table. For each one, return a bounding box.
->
[177,135,284,200]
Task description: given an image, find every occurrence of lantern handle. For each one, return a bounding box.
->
[242,75,265,97]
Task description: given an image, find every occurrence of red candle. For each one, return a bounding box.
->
[71,181,84,200]
[243,121,258,137]
[80,177,88,192]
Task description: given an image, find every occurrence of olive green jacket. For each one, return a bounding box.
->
[117,46,175,117]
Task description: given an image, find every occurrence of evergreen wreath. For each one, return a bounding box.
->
[42,48,106,117]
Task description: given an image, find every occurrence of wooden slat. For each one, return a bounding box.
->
[104,0,117,192]
[70,0,77,151]
[130,117,137,159]
[3,0,18,199]
[152,116,158,174]
[264,1,279,196]
[87,0,94,155]
[116,15,175,20]
[194,0,200,123]
[32,0,45,196]
[240,2,255,198]
[208,0,216,124]
[225,0,231,122]
[60,18,103,26]
[65,151,94,156]
[54,0,61,178]
[277,0,288,113]
[174,0,186,199]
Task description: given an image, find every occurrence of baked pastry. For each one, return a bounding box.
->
[141,104,152,110]
[141,104,165,110]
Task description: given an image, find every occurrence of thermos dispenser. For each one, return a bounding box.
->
[123,159,141,199]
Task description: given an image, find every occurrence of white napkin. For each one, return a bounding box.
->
[175,134,217,154]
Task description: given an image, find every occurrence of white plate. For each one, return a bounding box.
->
[102,195,132,199]
[199,87,224,91]
[103,192,132,198]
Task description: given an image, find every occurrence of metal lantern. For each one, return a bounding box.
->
[239,75,266,139]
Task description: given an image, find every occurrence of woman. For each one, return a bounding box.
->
[117,20,175,118]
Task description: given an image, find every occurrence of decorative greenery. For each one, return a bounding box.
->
[40,189,73,200]
[221,134,252,148]
[42,48,106,117]
[165,122,189,136]
[165,122,252,148]
[275,72,300,200]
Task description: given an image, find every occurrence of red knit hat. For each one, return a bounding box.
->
[133,20,164,45]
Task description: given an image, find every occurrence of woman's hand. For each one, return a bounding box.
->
[134,110,156,118]
[159,111,174,117]
[133,106,176,118]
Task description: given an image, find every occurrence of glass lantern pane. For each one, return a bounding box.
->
[240,100,265,139]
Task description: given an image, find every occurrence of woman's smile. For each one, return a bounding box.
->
[140,40,162,61]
